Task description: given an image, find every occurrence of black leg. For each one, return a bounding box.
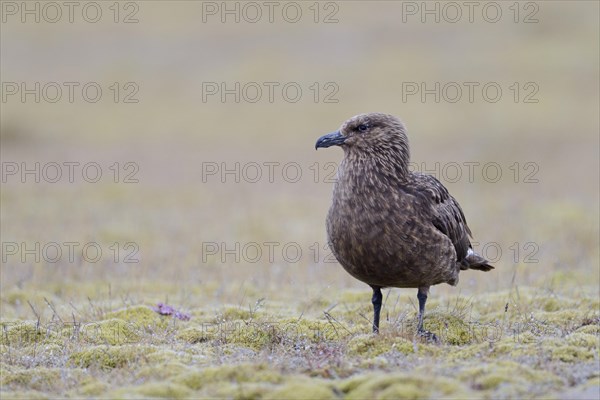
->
[371,286,382,333]
[417,286,438,342]
[416,287,428,332]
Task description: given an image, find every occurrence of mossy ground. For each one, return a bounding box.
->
[1,287,598,398]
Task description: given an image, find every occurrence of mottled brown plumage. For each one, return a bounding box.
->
[315,113,493,336]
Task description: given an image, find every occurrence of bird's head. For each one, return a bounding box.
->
[315,113,410,164]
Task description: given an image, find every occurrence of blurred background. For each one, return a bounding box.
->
[1,1,598,318]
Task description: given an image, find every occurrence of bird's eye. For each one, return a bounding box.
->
[357,124,368,132]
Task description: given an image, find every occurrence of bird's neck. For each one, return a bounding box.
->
[335,149,411,200]
[342,147,410,182]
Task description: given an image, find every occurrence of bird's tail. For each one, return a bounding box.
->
[461,248,494,271]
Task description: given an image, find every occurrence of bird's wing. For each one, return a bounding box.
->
[409,173,472,261]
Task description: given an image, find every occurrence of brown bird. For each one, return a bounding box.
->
[315,113,493,337]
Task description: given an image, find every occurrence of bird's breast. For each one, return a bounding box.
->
[325,178,456,288]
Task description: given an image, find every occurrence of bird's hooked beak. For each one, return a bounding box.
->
[315,131,346,150]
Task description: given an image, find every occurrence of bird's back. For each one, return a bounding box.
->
[407,171,494,272]
[405,172,472,261]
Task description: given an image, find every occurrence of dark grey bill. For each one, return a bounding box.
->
[315,131,346,150]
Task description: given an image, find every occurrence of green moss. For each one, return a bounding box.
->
[212,317,347,350]
[104,305,168,330]
[343,373,461,400]
[513,331,541,344]
[15,343,64,360]
[264,381,336,400]
[541,296,563,312]
[76,381,107,396]
[347,334,414,357]
[461,362,515,388]
[444,342,487,361]
[423,312,473,345]
[146,348,191,364]
[335,303,373,327]
[110,382,193,399]
[225,320,279,350]
[471,288,599,329]
[533,309,593,328]
[339,374,372,394]
[549,344,594,362]
[136,362,189,381]
[470,291,513,317]
[1,368,60,391]
[376,384,428,400]
[177,326,215,344]
[198,381,272,399]
[69,344,156,369]
[458,361,562,395]
[1,288,597,399]
[0,321,58,347]
[278,317,354,342]
[175,364,282,390]
[487,338,540,358]
[474,374,505,390]
[80,318,140,345]
[575,324,600,335]
[0,367,89,393]
[566,332,599,349]
[215,306,253,322]
[414,342,443,357]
